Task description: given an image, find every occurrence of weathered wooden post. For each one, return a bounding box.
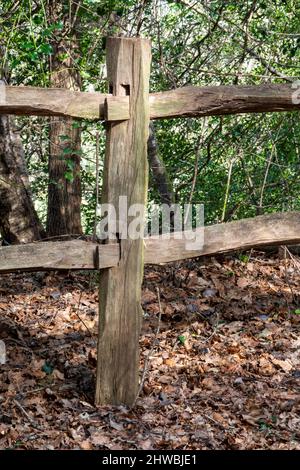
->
[95,37,151,406]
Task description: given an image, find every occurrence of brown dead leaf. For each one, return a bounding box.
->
[80,440,93,450]
[52,369,64,380]
[90,432,111,447]
[158,375,173,384]
[237,277,251,289]
[164,358,176,367]
[139,439,153,450]
[212,412,228,428]
[271,357,293,372]
[142,289,157,305]
[258,356,275,375]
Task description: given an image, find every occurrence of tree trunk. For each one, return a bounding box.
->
[0,115,45,244]
[46,0,82,237]
[148,122,175,206]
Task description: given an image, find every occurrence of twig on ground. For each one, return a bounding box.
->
[13,399,42,430]
[203,316,221,344]
[72,290,94,338]
[281,246,296,309]
[285,246,300,271]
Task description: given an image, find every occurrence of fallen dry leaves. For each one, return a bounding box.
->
[0,251,299,449]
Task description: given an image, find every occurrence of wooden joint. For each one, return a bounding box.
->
[94,245,100,270]
[95,242,121,270]
[104,96,130,121]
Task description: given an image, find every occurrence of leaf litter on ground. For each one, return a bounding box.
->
[0,251,299,449]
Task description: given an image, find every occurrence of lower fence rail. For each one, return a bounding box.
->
[0,212,299,274]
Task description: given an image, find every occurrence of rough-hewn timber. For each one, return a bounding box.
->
[0,240,119,273]
[145,211,300,263]
[95,38,152,406]
[1,212,299,273]
[0,86,129,120]
[149,84,300,119]
[1,84,299,121]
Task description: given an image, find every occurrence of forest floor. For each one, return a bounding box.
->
[0,251,300,450]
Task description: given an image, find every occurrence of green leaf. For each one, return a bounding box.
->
[62,147,82,156]
[39,43,53,55]
[29,51,39,61]
[22,41,34,51]
[64,171,74,182]
[66,159,75,170]
[178,335,186,344]
[32,15,43,25]
[53,21,64,31]
[62,147,74,155]
[294,309,300,315]
[71,121,82,129]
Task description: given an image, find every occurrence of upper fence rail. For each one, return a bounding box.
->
[0,84,299,121]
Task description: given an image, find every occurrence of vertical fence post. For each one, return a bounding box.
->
[95,37,151,406]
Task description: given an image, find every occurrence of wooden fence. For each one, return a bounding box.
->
[1,212,300,273]
[0,37,300,406]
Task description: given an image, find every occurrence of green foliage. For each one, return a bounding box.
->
[238,254,250,263]
[178,335,186,344]
[1,0,300,232]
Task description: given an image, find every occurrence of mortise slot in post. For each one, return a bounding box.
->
[108,83,130,96]
[121,84,130,96]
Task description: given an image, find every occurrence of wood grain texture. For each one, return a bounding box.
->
[0,240,119,273]
[0,86,129,120]
[95,38,151,406]
[1,83,299,121]
[149,84,300,119]
[145,212,300,264]
[104,96,130,120]
[1,212,299,273]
